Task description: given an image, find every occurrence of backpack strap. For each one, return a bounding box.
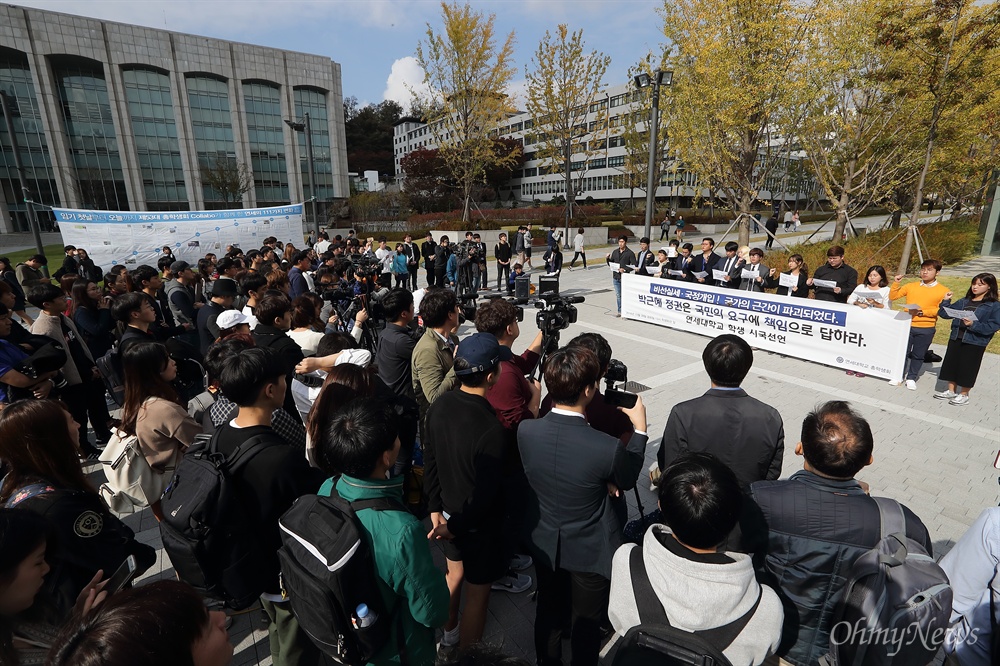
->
[873,496,907,538]
[628,546,668,626]
[4,482,56,508]
[695,585,763,650]
[350,497,409,513]
[215,431,279,475]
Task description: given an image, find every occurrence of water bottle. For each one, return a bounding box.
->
[353,603,377,629]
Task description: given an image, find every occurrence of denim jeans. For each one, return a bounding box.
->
[613,278,622,313]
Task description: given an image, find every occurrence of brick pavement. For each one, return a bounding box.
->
[97,255,997,665]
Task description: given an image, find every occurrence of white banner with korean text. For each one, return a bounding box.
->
[620,274,911,381]
[54,204,305,271]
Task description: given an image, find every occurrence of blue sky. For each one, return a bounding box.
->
[17,0,665,110]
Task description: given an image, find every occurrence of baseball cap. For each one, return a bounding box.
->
[454,332,513,375]
[216,310,249,330]
[169,260,191,273]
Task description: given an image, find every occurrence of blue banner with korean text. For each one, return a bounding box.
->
[54,204,305,271]
[621,274,911,381]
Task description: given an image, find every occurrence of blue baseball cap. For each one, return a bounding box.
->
[455,332,513,375]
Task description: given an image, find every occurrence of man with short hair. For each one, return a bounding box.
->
[196,277,236,355]
[519,345,648,666]
[426,332,511,653]
[403,233,420,290]
[739,248,768,292]
[314,399,449,665]
[433,236,451,289]
[607,235,636,317]
[658,334,783,492]
[717,241,742,288]
[889,258,951,391]
[609,453,784,666]
[375,236,394,289]
[132,264,185,341]
[523,224,534,269]
[690,237,721,284]
[16,254,48,291]
[313,231,331,255]
[748,401,933,665]
[164,260,202,349]
[473,233,488,291]
[55,245,78,279]
[411,288,459,423]
[214,347,326,666]
[252,292,304,422]
[421,232,437,287]
[807,245,857,303]
[514,226,527,267]
[239,272,266,330]
[377,288,418,400]
[287,251,312,300]
[632,236,656,277]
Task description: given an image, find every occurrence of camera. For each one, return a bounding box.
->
[456,292,478,324]
[603,358,637,409]
[534,293,584,336]
[481,292,526,322]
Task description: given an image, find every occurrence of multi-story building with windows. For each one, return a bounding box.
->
[393,82,818,209]
[0,3,348,233]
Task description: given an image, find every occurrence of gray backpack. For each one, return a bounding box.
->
[820,497,952,666]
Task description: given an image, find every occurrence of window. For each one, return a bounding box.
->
[589,157,606,169]
[608,136,625,149]
[608,155,625,168]
[243,81,288,205]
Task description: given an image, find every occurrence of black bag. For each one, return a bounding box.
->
[277,490,408,665]
[599,547,758,666]
[158,431,274,609]
[924,349,942,363]
[7,341,68,402]
[95,345,125,407]
[819,497,952,666]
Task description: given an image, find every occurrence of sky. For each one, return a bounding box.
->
[14,0,665,111]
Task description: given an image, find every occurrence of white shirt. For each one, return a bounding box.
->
[375,247,393,274]
[314,240,331,254]
[574,233,585,252]
[241,305,259,330]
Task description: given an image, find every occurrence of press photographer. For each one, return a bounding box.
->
[457,232,482,296]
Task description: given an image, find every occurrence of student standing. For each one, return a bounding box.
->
[495,233,512,289]
[607,235,636,317]
[570,227,587,269]
[888,259,951,390]
[935,273,1000,405]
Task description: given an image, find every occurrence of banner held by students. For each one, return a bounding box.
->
[54,204,305,270]
[621,273,910,381]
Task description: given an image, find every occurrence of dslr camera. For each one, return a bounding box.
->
[604,358,637,409]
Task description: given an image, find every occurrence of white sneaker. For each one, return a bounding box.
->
[888,380,901,386]
[491,572,532,593]
[949,394,970,405]
[933,390,957,400]
[905,379,917,391]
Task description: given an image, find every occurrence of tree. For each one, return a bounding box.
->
[399,147,457,213]
[483,137,525,194]
[343,97,403,176]
[878,0,1000,272]
[415,1,519,222]
[524,25,610,240]
[798,0,918,241]
[659,0,815,245]
[199,157,252,207]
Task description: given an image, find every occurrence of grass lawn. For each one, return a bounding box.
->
[893,276,999,355]
[0,244,66,268]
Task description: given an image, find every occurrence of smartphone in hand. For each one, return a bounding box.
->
[605,388,638,409]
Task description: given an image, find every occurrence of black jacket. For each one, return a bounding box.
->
[253,324,305,422]
[433,244,451,271]
[72,305,115,359]
[747,471,932,665]
[632,248,657,276]
[609,247,636,282]
[196,301,225,356]
[518,411,647,578]
[657,388,783,490]
[690,251,721,279]
[376,322,417,400]
[421,240,437,268]
[811,263,858,303]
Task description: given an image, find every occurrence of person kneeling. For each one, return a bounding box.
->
[608,453,783,666]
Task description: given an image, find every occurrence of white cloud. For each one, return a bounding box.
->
[506,79,530,110]
[382,56,430,109]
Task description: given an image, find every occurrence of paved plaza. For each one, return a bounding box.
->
[76,249,996,666]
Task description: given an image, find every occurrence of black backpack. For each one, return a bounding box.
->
[95,345,125,407]
[600,547,759,666]
[158,431,274,609]
[277,490,408,665]
[819,497,952,666]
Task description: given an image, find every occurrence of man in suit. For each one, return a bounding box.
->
[657,334,783,491]
[738,248,768,292]
[690,237,721,284]
[606,235,636,317]
[403,233,421,290]
[632,236,657,276]
[519,344,648,666]
[421,232,437,287]
[716,241,743,288]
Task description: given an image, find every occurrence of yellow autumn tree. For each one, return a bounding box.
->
[415,2,519,222]
[660,0,816,245]
[524,25,610,239]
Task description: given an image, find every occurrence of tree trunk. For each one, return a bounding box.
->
[890,209,902,229]
[832,158,856,242]
[462,192,471,223]
[737,193,752,246]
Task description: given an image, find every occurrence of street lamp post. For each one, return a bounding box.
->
[285,113,318,239]
[0,90,48,275]
[634,70,673,242]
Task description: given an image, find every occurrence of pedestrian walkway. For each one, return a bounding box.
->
[942,254,1000,277]
[0,231,62,253]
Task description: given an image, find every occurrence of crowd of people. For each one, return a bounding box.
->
[0,229,996,666]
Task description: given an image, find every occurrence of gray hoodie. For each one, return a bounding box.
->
[608,524,783,666]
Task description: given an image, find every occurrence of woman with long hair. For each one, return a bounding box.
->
[0,400,154,620]
[75,248,103,283]
[847,265,891,309]
[265,269,291,296]
[59,275,77,317]
[305,363,376,468]
[103,265,128,299]
[47,580,233,666]
[936,273,1000,405]
[0,508,55,665]
[195,258,214,304]
[119,342,200,483]
[288,293,326,356]
[71,279,115,359]
[765,253,809,297]
[0,256,33,327]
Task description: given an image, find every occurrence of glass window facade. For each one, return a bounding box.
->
[243,81,288,206]
[122,67,187,210]
[0,47,59,231]
[186,75,237,208]
[293,87,334,201]
[53,57,129,211]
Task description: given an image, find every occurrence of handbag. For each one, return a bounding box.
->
[98,428,176,512]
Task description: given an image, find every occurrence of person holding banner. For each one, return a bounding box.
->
[764,254,808,297]
[934,273,1000,405]
[888,259,951,390]
[808,246,857,303]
